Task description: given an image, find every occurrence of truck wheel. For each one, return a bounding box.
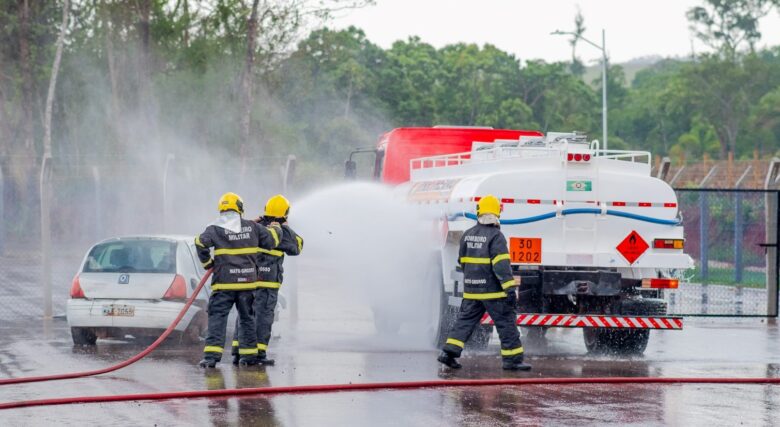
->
[465,325,492,350]
[583,328,649,355]
[374,311,401,335]
[435,295,457,348]
[71,327,97,346]
[522,327,547,347]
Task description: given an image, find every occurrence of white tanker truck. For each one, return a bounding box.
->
[348,127,693,354]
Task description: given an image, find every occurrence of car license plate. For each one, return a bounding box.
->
[102,304,135,317]
[510,237,542,264]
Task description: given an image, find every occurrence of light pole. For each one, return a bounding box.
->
[552,29,608,151]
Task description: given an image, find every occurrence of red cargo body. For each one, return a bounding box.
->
[378,127,543,184]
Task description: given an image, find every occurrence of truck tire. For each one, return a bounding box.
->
[71,327,97,346]
[621,298,667,316]
[465,324,492,350]
[521,327,547,347]
[374,311,402,335]
[435,294,457,348]
[583,328,649,355]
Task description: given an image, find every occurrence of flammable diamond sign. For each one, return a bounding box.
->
[616,230,649,264]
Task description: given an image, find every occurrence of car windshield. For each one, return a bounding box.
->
[83,240,177,273]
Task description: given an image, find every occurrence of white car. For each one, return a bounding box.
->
[66,235,210,345]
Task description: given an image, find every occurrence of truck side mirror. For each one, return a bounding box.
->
[345,159,357,179]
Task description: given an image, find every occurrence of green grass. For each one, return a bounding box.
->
[688,266,766,288]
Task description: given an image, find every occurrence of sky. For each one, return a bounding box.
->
[331,0,780,64]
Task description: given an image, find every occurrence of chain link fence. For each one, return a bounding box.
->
[666,189,779,317]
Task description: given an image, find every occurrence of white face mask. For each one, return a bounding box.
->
[478,213,500,225]
[211,211,243,233]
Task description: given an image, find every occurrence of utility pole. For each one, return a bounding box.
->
[552,28,608,151]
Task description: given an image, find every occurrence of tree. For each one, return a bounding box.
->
[687,0,780,58]
[518,60,598,133]
[568,8,586,76]
[43,0,69,158]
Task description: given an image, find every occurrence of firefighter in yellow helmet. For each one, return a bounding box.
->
[231,194,304,365]
[196,192,282,368]
[438,195,531,371]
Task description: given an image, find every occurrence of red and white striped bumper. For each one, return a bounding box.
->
[480,313,683,330]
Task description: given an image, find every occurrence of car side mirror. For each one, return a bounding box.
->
[344,159,357,179]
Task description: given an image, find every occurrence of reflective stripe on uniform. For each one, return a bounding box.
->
[269,228,280,246]
[460,257,491,264]
[232,340,239,347]
[492,253,510,265]
[463,291,507,300]
[257,281,281,289]
[501,346,524,357]
[445,338,465,348]
[214,247,261,256]
[204,345,224,353]
[501,280,516,290]
[211,282,259,291]
[195,236,205,248]
[239,348,258,355]
[257,343,268,351]
[202,259,213,267]
[296,236,303,252]
[259,248,284,257]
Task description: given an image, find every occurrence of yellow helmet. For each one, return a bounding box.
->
[218,192,244,214]
[264,194,290,218]
[476,195,501,217]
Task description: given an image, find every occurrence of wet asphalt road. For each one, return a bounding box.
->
[2,281,780,427]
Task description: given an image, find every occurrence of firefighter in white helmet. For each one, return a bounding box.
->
[231,194,304,366]
[438,195,531,371]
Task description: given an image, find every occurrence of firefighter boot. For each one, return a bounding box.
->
[232,354,240,366]
[437,351,462,369]
[199,358,218,368]
[238,356,260,367]
[258,351,275,366]
[502,356,532,371]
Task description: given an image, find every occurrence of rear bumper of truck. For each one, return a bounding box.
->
[480,313,683,330]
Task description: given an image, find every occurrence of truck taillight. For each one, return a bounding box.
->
[641,278,679,289]
[567,153,591,162]
[70,275,85,298]
[163,275,188,301]
[654,239,684,249]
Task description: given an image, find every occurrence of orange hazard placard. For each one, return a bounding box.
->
[510,237,542,264]
[616,230,649,264]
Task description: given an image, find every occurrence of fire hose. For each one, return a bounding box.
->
[0,269,213,386]
[2,267,780,411]
[2,376,780,410]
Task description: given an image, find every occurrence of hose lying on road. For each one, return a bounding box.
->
[0,269,213,386]
[2,376,780,410]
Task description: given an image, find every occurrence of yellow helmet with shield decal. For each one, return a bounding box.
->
[264,194,290,218]
[218,192,244,214]
[476,195,501,217]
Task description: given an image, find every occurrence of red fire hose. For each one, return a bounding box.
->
[2,376,780,410]
[0,269,213,386]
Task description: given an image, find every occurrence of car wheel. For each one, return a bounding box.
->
[71,327,97,346]
[182,311,206,344]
